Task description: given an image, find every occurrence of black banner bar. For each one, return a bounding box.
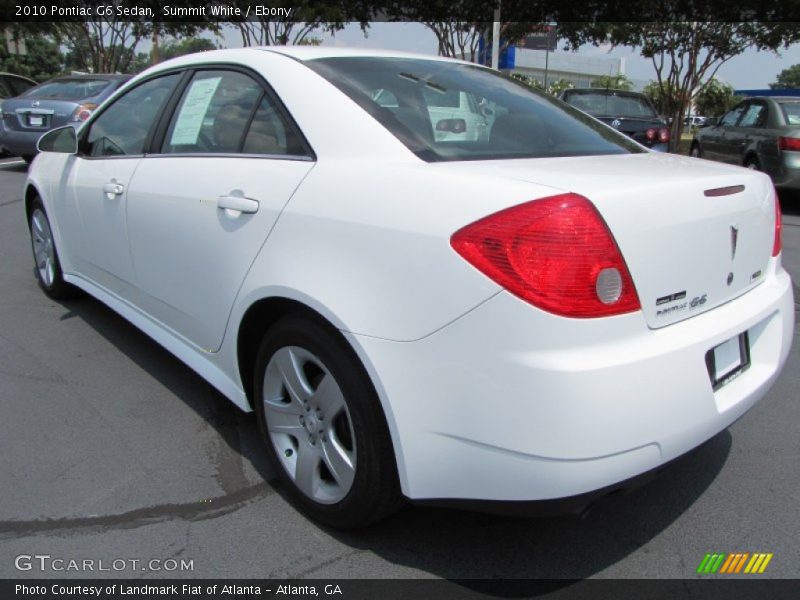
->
[3,579,800,600]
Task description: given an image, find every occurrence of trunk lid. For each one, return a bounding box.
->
[1,98,78,132]
[437,153,775,328]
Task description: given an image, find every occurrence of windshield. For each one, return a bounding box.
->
[23,79,114,101]
[306,57,644,162]
[563,91,658,119]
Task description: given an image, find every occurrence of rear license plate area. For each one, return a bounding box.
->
[27,115,45,127]
[706,332,750,390]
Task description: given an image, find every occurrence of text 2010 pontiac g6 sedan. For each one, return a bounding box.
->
[26,48,793,528]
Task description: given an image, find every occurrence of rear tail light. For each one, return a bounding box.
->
[645,128,656,140]
[658,128,670,143]
[773,189,782,257]
[450,193,641,318]
[778,136,800,152]
[70,103,97,123]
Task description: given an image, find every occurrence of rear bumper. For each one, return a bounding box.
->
[773,151,800,190]
[352,259,793,502]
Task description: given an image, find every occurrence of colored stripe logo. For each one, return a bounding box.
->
[697,552,773,574]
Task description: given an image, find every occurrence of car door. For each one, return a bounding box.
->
[125,68,315,352]
[709,102,746,163]
[60,73,182,297]
[735,100,768,165]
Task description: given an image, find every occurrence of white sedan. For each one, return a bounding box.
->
[26,47,793,528]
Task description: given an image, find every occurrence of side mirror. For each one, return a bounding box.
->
[37,126,78,154]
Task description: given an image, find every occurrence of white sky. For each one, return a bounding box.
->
[214,22,800,90]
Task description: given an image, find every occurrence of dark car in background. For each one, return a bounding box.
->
[0,74,130,162]
[0,72,36,100]
[560,88,670,151]
[691,96,800,191]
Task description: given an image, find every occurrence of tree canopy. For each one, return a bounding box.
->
[770,64,800,90]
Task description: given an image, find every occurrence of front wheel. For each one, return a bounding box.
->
[253,315,403,528]
[28,198,81,299]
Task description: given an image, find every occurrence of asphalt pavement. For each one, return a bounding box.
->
[0,156,798,585]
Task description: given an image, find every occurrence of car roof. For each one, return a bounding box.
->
[45,74,131,81]
[0,72,36,84]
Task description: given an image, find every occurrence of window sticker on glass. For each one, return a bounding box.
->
[170,77,221,145]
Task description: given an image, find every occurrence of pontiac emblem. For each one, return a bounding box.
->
[730,226,739,260]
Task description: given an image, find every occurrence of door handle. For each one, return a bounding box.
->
[217,194,259,214]
[102,180,124,199]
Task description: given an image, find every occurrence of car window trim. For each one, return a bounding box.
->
[146,63,316,161]
[77,69,189,161]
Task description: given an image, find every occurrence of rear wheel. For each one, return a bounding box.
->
[253,315,403,528]
[28,198,81,299]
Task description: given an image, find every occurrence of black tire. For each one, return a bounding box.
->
[28,197,81,300]
[690,143,702,158]
[253,314,403,529]
[745,156,761,171]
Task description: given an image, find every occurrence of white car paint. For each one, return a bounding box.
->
[26,47,793,505]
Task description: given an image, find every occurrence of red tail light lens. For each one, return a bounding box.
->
[451,193,641,318]
[773,189,782,257]
[645,128,656,140]
[658,128,670,143]
[779,136,800,152]
[70,103,97,123]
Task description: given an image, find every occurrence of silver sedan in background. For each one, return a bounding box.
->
[691,96,800,190]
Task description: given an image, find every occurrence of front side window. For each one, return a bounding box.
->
[85,74,180,157]
[720,104,746,127]
[306,57,644,161]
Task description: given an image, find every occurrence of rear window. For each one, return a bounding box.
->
[306,57,644,162]
[563,91,657,119]
[23,78,114,101]
[779,101,800,125]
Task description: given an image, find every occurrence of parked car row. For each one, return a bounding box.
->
[0,73,130,162]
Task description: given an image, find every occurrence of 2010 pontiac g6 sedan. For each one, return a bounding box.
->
[26,47,793,529]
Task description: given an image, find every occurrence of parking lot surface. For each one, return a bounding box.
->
[0,156,798,583]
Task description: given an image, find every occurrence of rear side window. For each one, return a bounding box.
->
[24,78,112,101]
[161,70,262,154]
[307,57,643,162]
[85,74,180,157]
[738,103,766,128]
[161,69,308,157]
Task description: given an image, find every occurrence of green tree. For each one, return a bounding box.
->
[642,80,680,116]
[158,38,218,63]
[0,35,64,82]
[695,78,737,117]
[559,21,800,151]
[770,64,800,89]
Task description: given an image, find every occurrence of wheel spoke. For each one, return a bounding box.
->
[294,443,320,498]
[274,347,313,404]
[313,373,345,418]
[320,438,355,490]
[263,399,305,436]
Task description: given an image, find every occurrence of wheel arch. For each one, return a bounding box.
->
[24,183,42,222]
[235,294,408,493]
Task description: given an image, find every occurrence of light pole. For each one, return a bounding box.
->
[491,3,501,70]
